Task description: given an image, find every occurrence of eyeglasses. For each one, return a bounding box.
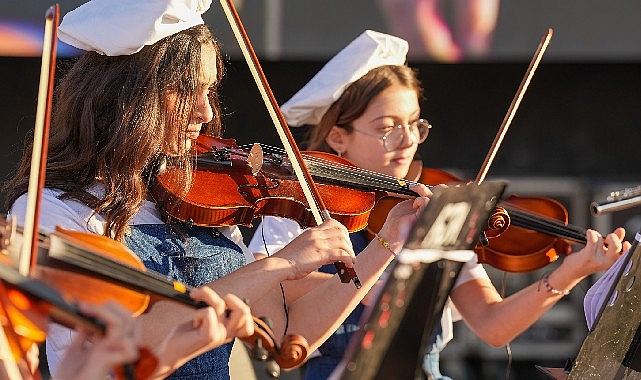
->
[350,119,432,151]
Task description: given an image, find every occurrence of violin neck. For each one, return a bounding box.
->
[45,234,205,309]
[502,204,587,245]
[304,159,420,196]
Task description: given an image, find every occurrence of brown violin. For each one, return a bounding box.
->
[0,214,310,373]
[366,168,588,273]
[0,261,158,380]
[154,135,590,273]
[151,135,377,232]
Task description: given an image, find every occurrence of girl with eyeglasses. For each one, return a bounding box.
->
[248,30,628,380]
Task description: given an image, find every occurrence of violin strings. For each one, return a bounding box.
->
[239,143,422,195]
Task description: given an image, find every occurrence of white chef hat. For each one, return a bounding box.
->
[281,30,409,127]
[58,0,212,56]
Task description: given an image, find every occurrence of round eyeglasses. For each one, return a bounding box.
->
[350,119,432,151]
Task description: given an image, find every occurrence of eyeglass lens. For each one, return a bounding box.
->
[383,119,431,151]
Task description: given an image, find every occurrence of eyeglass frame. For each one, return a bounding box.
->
[345,119,432,151]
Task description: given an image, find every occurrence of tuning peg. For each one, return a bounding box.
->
[264,359,281,379]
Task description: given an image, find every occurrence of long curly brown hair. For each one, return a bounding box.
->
[3,24,224,241]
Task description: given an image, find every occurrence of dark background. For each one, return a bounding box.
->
[3,57,640,204]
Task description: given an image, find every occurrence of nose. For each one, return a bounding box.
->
[191,94,214,124]
[396,124,418,149]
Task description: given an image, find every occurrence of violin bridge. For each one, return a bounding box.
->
[247,143,264,176]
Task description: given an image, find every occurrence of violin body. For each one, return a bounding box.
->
[365,168,580,273]
[1,214,310,374]
[152,135,375,232]
[476,194,573,273]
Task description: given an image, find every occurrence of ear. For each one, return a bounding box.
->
[325,126,348,154]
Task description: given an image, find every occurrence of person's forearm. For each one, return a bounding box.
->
[206,255,295,305]
[456,267,580,347]
[284,243,394,352]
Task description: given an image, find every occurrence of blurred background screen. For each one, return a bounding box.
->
[2,0,641,61]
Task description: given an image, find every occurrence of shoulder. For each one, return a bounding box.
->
[9,189,102,233]
[453,253,490,288]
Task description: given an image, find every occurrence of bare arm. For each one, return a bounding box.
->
[452,228,629,347]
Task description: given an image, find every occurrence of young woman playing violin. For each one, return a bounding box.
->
[2,1,430,379]
[247,30,629,380]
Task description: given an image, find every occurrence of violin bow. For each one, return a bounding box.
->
[219,0,361,288]
[18,4,59,277]
[474,28,553,185]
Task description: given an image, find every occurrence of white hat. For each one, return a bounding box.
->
[58,0,212,56]
[281,30,409,127]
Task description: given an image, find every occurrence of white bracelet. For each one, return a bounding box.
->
[541,274,570,296]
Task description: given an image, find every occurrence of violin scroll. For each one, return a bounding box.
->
[241,316,309,378]
[484,206,511,239]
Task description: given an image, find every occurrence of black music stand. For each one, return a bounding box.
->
[568,229,641,379]
[330,181,507,380]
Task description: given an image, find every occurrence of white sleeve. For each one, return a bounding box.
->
[9,189,100,375]
[247,216,305,255]
[9,188,104,234]
[439,254,491,345]
[45,323,77,376]
[219,225,256,264]
[453,253,490,288]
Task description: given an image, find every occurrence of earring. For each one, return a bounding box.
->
[337,150,343,157]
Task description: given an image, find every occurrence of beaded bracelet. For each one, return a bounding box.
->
[541,274,570,296]
[374,233,397,257]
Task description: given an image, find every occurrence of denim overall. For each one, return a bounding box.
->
[423,324,452,380]
[125,224,246,380]
[303,230,369,380]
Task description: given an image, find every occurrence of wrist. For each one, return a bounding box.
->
[267,255,299,281]
[539,273,572,296]
[373,233,398,257]
[375,227,404,255]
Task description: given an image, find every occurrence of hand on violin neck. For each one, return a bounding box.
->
[273,219,356,281]
[377,195,432,254]
[556,228,629,285]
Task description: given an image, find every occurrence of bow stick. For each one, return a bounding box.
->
[475,28,553,185]
[18,5,59,277]
[219,0,361,288]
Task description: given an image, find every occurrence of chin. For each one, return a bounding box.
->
[385,168,406,179]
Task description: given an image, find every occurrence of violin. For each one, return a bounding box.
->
[151,135,376,232]
[0,214,310,373]
[157,135,588,273]
[0,260,158,380]
[366,167,588,273]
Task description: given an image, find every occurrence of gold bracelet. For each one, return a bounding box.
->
[374,233,397,257]
[541,274,570,296]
